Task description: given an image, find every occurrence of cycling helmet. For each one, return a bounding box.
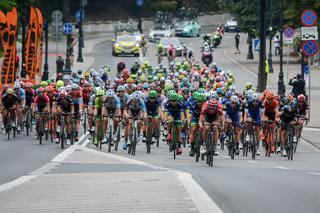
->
[92,71,98,77]
[290,99,298,108]
[59,90,67,98]
[169,92,179,101]
[7,88,14,95]
[84,71,90,77]
[132,92,140,100]
[252,93,260,101]
[197,93,206,102]
[216,87,223,94]
[63,75,71,81]
[26,82,33,88]
[297,94,306,102]
[96,89,105,97]
[181,87,190,95]
[231,95,239,103]
[178,94,184,102]
[46,86,54,93]
[37,87,45,93]
[13,81,21,89]
[226,90,233,98]
[143,83,149,89]
[153,76,159,81]
[245,82,252,89]
[282,97,289,105]
[126,78,134,83]
[229,85,236,91]
[106,89,115,98]
[117,85,125,92]
[56,80,64,88]
[66,85,72,92]
[149,90,157,99]
[72,83,79,90]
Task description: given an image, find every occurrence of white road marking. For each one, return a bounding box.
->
[301,139,320,153]
[303,127,320,132]
[247,160,259,164]
[0,175,36,193]
[221,155,229,158]
[275,166,291,170]
[308,172,320,176]
[177,172,224,213]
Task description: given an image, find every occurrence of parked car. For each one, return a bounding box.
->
[149,26,175,42]
[224,18,239,32]
[112,33,140,56]
[175,20,201,37]
[159,37,183,56]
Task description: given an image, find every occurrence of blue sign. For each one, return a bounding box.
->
[76,10,85,22]
[283,27,294,38]
[301,10,318,27]
[304,64,309,75]
[136,0,144,6]
[253,39,260,52]
[63,23,74,35]
[302,40,319,57]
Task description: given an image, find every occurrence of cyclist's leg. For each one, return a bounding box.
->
[2,108,9,129]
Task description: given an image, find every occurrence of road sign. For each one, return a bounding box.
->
[283,27,295,38]
[301,26,319,41]
[301,40,319,57]
[51,10,63,22]
[76,10,85,22]
[253,39,260,52]
[300,9,318,27]
[63,23,74,35]
[136,0,144,6]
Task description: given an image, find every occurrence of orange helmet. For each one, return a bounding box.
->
[266,92,274,100]
[288,94,294,102]
[297,94,306,102]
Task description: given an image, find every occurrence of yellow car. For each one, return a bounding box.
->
[112,34,140,56]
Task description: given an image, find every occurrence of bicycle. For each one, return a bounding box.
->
[205,123,218,167]
[35,112,48,145]
[285,120,298,161]
[194,130,201,162]
[167,121,180,159]
[92,117,104,149]
[114,118,122,151]
[243,121,259,160]
[24,106,32,136]
[226,122,237,160]
[294,115,308,153]
[57,113,71,149]
[105,115,115,153]
[82,107,88,134]
[128,118,139,156]
[6,108,17,140]
[145,116,153,154]
[263,121,276,157]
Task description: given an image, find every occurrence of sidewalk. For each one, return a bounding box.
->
[223,33,320,148]
[0,141,221,213]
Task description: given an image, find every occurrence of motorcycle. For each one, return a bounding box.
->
[212,32,222,48]
[201,48,213,66]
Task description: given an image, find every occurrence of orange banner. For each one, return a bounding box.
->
[35,8,43,83]
[0,7,18,88]
[25,6,38,83]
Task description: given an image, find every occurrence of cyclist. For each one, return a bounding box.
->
[262,92,278,153]
[1,88,20,133]
[93,89,105,146]
[103,89,121,143]
[33,87,50,139]
[68,83,83,141]
[54,90,74,145]
[244,93,263,155]
[125,78,136,95]
[224,95,243,155]
[156,43,164,65]
[123,92,146,149]
[296,94,309,137]
[25,82,35,108]
[199,98,224,155]
[188,92,206,156]
[163,92,185,155]
[167,44,176,64]
[144,90,161,144]
[13,81,25,132]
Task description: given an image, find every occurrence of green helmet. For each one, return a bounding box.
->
[96,89,105,97]
[56,80,64,88]
[41,81,48,87]
[169,92,179,101]
[149,90,157,98]
[178,94,184,102]
[192,91,199,99]
[196,93,206,102]
[201,77,208,83]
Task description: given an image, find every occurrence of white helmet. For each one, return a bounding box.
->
[231,95,239,103]
[106,89,115,98]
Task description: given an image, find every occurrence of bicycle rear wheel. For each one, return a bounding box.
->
[60,125,65,149]
[108,123,112,153]
[131,127,137,156]
[230,131,235,160]
[146,124,152,154]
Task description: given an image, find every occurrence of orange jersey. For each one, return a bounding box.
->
[264,100,278,112]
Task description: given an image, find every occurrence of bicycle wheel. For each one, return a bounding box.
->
[156,122,160,147]
[26,112,30,136]
[7,122,11,140]
[146,122,152,154]
[195,132,201,162]
[131,126,137,156]
[220,134,225,151]
[39,120,44,145]
[207,132,214,167]
[172,127,177,159]
[230,130,235,160]
[108,122,112,153]
[287,131,294,161]
[115,125,120,151]
[243,131,248,157]
[251,132,256,160]
[98,126,103,150]
[83,113,87,134]
[60,124,65,149]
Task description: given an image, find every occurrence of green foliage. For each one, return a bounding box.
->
[0,0,17,12]
[284,0,320,26]
[149,1,178,11]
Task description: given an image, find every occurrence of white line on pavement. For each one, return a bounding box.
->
[308,172,320,176]
[275,166,291,170]
[247,160,259,164]
[221,155,229,159]
[177,172,224,213]
[301,139,320,153]
[0,175,36,193]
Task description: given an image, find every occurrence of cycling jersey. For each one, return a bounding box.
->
[245,100,263,123]
[1,94,20,108]
[201,101,223,123]
[189,101,202,124]
[34,94,50,112]
[164,101,184,121]
[145,97,161,117]
[69,90,82,113]
[56,96,73,113]
[118,94,130,110]
[25,89,35,107]
[264,100,278,121]
[224,101,242,124]
[104,95,121,114]
[297,101,308,116]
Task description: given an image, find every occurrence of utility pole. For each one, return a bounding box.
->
[247,30,254,60]
[20,0,27,78]
[77,0,84,62]
[42,0,49,80]
[257,0,267,92]
[63,0,72,75]
[268,0,274,73]
[277,0,285,97]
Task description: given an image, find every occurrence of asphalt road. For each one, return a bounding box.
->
[90,33,320,213]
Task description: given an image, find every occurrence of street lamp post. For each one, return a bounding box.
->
[277,0,285,97]
[63,0,72,75]
[268,0,274,73]
[77,0,84,63]
[257,0,267,92]
[20,0,27,78]
[247,31,254,60]
[42,0,49,80]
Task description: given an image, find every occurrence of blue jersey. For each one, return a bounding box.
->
[126,97,146,112]
[164,101,184,121]
[145,97,161,116]
[104,95,121,109]
[246,100,263,122]
[225,101,242,122]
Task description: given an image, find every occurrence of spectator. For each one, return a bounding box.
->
[273,35,280,56]
[235,32,240,54]
[56,56,65,74]
[167,44,176,64]
[289,74,306,98]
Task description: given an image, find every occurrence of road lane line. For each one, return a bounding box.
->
[308,172,320,176]
[0,175,37,193]
[247,160,259,164]
[275,166,291,170]
[177,172,224,213]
